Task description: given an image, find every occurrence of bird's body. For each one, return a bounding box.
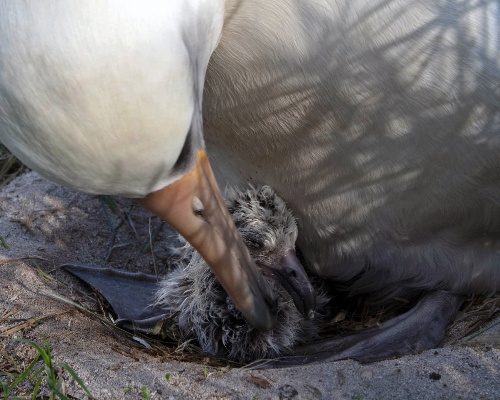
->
[205,0,500,299]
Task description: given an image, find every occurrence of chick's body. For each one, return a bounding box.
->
[156,186,328,362]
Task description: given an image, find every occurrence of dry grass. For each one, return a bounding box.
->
[54,282,500,368]
[73,292,242,368]
[323,292,500,344]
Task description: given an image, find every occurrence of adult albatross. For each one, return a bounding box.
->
[0,1,499,362]
[0,0,285,332]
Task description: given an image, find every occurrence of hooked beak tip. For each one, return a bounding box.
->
[276,249,317,319]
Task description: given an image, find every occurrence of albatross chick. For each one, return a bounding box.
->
[156,186,328,362]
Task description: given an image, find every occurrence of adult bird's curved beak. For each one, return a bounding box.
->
[138,150,277,331]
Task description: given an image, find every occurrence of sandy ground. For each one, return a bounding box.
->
[1,172,499,400]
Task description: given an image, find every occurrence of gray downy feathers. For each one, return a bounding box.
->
[155,185,329,362]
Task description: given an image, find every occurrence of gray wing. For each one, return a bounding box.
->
[63,263,168,333]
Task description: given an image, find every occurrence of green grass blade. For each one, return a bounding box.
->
[0,236,9,249]
[52,388,70,400]
[14,339,51,366]
[59,363,93,399]
[27,366,44,383]
[99,195,120,214]
[1,381,10,399]
[31,376,43,400]
[141,386,151,400]
[43,339,52,362]
[33,260,53,281]
[8,339,92,399]
[10,353,41,388]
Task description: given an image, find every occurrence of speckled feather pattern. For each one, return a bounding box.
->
[155,186,329,362]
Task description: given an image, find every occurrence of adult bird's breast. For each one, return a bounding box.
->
[204,0,500,298]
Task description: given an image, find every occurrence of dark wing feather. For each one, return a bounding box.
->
[63,263,168,333]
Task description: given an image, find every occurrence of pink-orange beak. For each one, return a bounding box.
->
[138,150,277,331]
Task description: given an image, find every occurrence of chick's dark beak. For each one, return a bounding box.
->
[267,249,317,320]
